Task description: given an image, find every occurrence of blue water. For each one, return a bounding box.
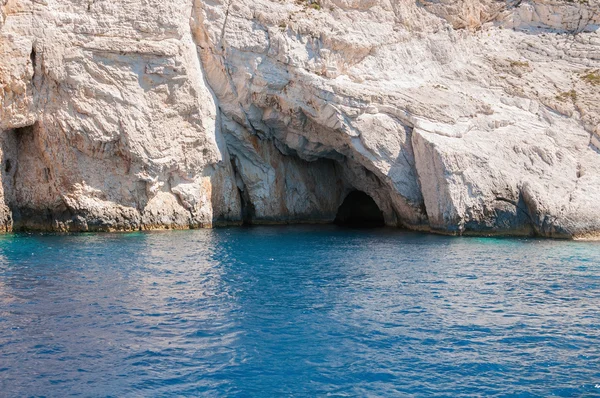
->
[0,226,599,397]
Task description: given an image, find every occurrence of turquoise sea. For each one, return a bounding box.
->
[0,226,599,396]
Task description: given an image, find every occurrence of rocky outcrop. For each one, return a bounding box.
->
[1,0,241,231]
[1,0,599,238]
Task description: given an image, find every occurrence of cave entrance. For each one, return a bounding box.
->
[334,191,384,227]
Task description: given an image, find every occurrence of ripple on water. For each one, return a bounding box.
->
[0,226,599,396]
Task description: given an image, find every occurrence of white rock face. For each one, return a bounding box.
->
[1,0,599,237]
[1,0,241,230]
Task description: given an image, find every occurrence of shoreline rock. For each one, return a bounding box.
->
[1,0,599,238]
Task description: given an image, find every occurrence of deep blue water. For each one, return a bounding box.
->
[0,226,599,397]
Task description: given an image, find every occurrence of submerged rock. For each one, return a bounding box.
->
[0,0,599,237]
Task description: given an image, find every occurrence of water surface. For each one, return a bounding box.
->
[0,226,599,396]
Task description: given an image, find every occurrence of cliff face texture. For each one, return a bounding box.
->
[1,0,599,237]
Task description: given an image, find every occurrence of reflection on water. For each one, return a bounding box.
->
[0,226,599,396]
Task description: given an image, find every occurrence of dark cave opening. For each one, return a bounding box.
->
[239,187,255,225]
[334,191,385,227]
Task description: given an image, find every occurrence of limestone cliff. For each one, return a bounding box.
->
[1,0,599,238]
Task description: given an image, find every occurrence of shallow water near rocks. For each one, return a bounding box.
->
[0,226,599,397]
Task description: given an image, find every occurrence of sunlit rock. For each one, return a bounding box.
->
[0,0,599,237]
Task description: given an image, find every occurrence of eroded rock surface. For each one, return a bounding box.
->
[1,0,599,237]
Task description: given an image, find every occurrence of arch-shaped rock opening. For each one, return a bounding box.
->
[334,190,384,227]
